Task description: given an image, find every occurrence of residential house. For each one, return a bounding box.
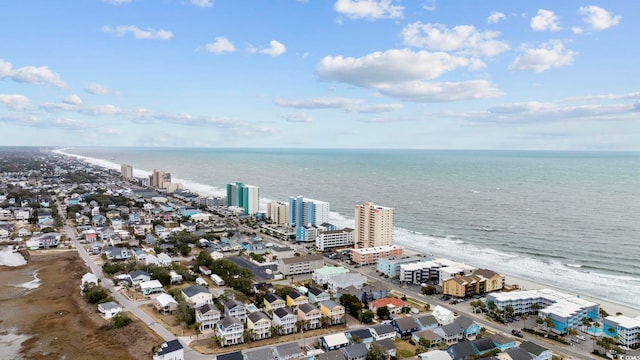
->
[297,303,321,330]
[98,301,122,320]
[488,334,516,352]
[393,316,419,338]
[318,350,347,360]
[139,280,164,296]
[247,311,272,340]
[341,343,368,360]
[321,332,350,351]
[153,339,184,360]
[446,341,475,360]
[519,341,552,360]
[264,293,286,313]
[181,285,213,308]
[376,338,396,359]
[274,342,305,360]
[196,303,221,332]
[169,270,183,285]
[216,317,244,347]
[417,350,453,360]
[286,290,308,311]
[453,316,480,338]
[415,314,439,331]
[434,323,464,344]
[180,221,196,232]
[505,348,535,360]
[370,324,396,341]
[308,287,330,304]
[224,300,247,323]
[244,348,276,360]
[133,249,148,262]
[85,229,98,243]
[471,338,497,356]
[199,265,212,275]
[129,270,151,286]
[272,307,297,335]
[347,329,374,345]
[361,281,390,302]
[412,329,444,348]
[80,272,99,293]
[104,247,130,260]
[432,305,455,325]
[369,297,409,315]
[320,300,345,325]
[154,293,178,314]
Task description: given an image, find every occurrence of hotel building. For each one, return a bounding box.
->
[120,164,134,180]
[351,245,403,265]
[315,228,354,251]
[267,201,289,225]
[149,169,171,189]
[226,182,260,215]
[603,315,640,347]
[278,254,324,276]
[487,288,599,334]
[354,202,393,249]
[399,258,476,285]
[377,256,426,278]
[289,196,330,241]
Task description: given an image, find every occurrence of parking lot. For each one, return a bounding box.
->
[227,256,277,282]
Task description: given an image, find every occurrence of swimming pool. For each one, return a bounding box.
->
[586,327,604,336]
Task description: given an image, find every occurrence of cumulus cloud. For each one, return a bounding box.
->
[102,25,173,40]
[282,112,313,123]
[317,48,476,87]
[334,0,403,20]
[0,94,31,110]
[274,96,403,113]
[191,0,213,8]
[401,22,510,57]
[261,40,287,57]
[579,5,621,31]
[205,37,236,54]
[62,94,83,105]
[530,9,562,31]
[85,83,113,95]
[572,26,584,34]
[375,80,503,102]
[487,11,506,24]
[0,58,66,88]
[509,40,576,72]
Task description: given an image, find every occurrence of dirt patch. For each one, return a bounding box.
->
[0,250,163,360]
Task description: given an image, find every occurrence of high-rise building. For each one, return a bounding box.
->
[354,202,394,249]
[267,201,289,225]
[226,182,259,215]
[149,169,171,189]
[120,164,134,180]
[288,196,330,228]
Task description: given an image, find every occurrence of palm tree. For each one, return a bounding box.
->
[530,303,540,315]
[545,316,555,336]
[521,314,529,329]
[505,305,515,320]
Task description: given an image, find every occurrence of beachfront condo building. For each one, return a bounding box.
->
[351,244,404,265]
[149,169,171,189]
[399,258,476,286]
[354,202,394,248]
[267,200,289,225]
[226,182,260,215]
[120,164,134,180]
[377,256,427,278]
[487,288,599,334]
[315,228,354,251]
[288,196,330,227]
[603,315,640,347]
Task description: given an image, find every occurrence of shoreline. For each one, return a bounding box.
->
[52,148,640,316]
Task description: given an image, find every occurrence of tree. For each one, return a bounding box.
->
[340,294,363,317]
[359,310,375,324]
[376,306,391,320]
[545,316,555,335]
[418,337,431,349]
[365,342,388,360]
[421,285,437,295]
[110,314,132,328]
[505,305,515,320]
[82,283,112,304]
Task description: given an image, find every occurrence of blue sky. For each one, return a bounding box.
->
[1,0,638,150]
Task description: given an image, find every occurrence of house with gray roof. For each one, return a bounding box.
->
[446,341,475,360]
[224,300,247,323]
[415,314,439,331]
[317,350,347,360]
[505,348,535,360]
[274,341,304,360]
[370,323,396,341]
[519,341,552,360]
[341,343,368,360]
[244,348,276,360]
[434,323,464,343]
[153,339,184,360]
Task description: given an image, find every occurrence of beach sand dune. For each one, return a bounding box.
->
[0,250,162,359]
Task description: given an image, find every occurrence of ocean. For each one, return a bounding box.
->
[58,147,640,309]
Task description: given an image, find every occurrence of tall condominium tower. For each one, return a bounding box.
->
[120,164,133,180]
[288,196,330,228]
[149,169,171,188]
[354,202,394,249]
[267,201,289,225]
[226,182,260,215]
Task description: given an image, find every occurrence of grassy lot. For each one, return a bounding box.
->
[140,302,196,337]
[395,338,419,358]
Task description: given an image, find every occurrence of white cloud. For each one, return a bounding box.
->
[62,94,83,105]
[317,48,475,87]
[401,22,510,57]
[530,9,562,31]
[334,0,403,20]
[282,112,313,123]
[422,0,436,11]
[486,101,636,122]
[375,80,503,102]
[261,40,287,57]
[572,26,584,34]
[274,96,402,113]
[509,40,576,72]
[85,83,113,95]
[487,11,506,24]
[579,5,621,31]
[565,92,640,102]
[191,0,213,8]
[102,25,173,40]
[102,0,132,4]
[0,94,31,110]
[205,37,236,54]
[0,58,66,88]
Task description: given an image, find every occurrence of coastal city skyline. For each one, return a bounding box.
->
[2,1,639,150]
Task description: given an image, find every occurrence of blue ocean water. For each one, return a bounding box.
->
[61,147,640,309]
